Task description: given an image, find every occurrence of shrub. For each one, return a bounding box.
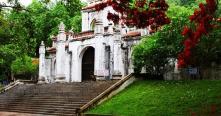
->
[11,55,38,79]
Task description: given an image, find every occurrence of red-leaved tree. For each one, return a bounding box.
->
[178,0,220,68]
[94,0,170,29]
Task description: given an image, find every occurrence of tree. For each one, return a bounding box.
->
[133,0,221,76]
[60,0,83,17]
[6,0,82,56]
[94,0,170,29]
[178,0,220,67]
[133,3,193,75]
[0,10,17,81]
[0,0,83,81]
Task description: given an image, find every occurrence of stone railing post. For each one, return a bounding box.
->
[38,41,46,84]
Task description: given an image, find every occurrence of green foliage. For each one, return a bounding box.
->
[60,0,83,17]
[11,55,38,75]
[88,80,221,115]
[166,0,205,7]
[133,33,168,74]
[0,12,11,44]
[8,10,37,56]
[4,0,82,56]
[70,15,82,33]
[0,44,18,80]
[0,0,82,80]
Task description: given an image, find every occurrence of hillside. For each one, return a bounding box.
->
[87,80,221,116]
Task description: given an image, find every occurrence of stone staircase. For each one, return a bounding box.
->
[0,81,117,116]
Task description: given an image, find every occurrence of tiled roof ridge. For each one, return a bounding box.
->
[82,0,109,10]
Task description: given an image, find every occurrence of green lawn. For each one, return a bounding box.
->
[87,80,221,116]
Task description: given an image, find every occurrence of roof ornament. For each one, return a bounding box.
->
[40,41,45,46]
[69,28,74,34]
[59,22,65,33]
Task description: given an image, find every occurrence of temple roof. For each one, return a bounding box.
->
[82,0,107,10]
[123,31,141,38]
[46,45,69,53]
[72,30,94,41]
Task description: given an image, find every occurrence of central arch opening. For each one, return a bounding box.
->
[82,47,95,81]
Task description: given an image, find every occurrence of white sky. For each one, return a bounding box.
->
[19,0,32,6]
[1,0,32,6]
[1,0,86,6]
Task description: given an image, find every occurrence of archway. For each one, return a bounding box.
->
[81,47,95,81]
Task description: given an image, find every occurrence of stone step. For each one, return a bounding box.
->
[0,97,92,100]
[0,100,90,105]
[0,102,85,107]
[0,95,96,100]
[1,106,77,111]
[1,93,101,97]
[0,100,91,104]
[3,90,105,95]
[1,105,78,110]
[0,81,117,115]
[0,101,82,108]
[0,99,89,103]
[0,109,77,116]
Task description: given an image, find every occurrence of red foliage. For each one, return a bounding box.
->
[182,26,191,36]
[178,0,219,68]
[135,0,147,7]
[217,17,221,22]
[94,0,170,28]
[107,12,119,24]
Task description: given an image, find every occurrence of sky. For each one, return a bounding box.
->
[19,0,33,6]
[1,0,86,6]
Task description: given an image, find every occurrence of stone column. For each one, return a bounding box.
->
[94,20,107,80]
[55,22,66,83]
[38,41,46,84]
[113,28,124,78]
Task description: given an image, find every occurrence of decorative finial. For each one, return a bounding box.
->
[69,28,74,33]
[41,41,45,46]
[59,22,65,32]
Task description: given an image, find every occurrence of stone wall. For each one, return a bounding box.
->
[164,66,221,80]
[200,67,221,79]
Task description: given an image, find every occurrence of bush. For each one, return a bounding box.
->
[11,55,38,80]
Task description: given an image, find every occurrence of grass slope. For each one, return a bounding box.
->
[87,80,221,116]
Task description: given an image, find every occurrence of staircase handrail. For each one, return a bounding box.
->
[76,73,134,115]
[0,80,22,93]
